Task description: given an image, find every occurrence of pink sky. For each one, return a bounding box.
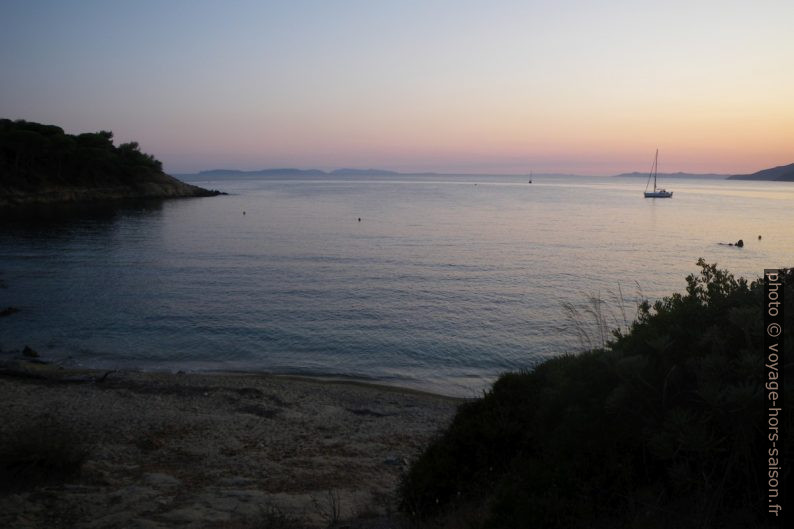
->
[2,1,792,175]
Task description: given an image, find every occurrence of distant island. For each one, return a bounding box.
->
[615,163,794,182]
[0,119,223,208]
[181,164,794,182]
[727,162,794,181]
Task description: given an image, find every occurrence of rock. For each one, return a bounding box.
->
[22,346,39,358]
[736,239,744,247]
[0,307,20,318]
[383,454,408,466]
[142,472,182,488]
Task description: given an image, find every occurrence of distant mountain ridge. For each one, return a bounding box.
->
[331,168,400,176]
[181,163,794,182]
[727,163,794,181]
[196,168,327,177]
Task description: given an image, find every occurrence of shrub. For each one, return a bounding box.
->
[400,261,792,528]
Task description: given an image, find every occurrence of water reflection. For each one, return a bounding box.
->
[0,199,167,239]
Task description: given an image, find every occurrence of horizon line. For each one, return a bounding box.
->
[171,166,746,178]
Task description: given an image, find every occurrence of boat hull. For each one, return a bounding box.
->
[644,190,673,198]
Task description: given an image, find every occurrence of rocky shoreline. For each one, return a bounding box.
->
[0,177,224,209]
[0,360,459,528]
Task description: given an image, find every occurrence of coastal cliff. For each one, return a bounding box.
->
[0,119,222,208]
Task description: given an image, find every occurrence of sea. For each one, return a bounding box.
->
[1,174,792,396]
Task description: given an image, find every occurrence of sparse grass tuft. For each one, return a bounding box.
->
[561,282,642,352]
[312,488,343,527]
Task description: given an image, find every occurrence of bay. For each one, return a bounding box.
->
[1,174,792,396]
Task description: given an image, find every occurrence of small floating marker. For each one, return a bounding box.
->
[758,235,762,240]
[243,211,246,215]
[357,217,361,222]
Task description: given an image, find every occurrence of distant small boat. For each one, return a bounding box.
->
[644,149,672,198]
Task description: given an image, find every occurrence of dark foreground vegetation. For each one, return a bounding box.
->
[0,415,89,493]
[401,260,792,528]
[0,119,221,207]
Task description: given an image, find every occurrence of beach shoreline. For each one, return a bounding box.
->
[0,359,460,528]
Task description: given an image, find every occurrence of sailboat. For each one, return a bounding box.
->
[643,149,672,198]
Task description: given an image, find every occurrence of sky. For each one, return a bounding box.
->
[1,0,792,175]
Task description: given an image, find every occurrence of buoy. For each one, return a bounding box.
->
[243,211,246,215]
[358,218,361,222]
[758,235,762,240]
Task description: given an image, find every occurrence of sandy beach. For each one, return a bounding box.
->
[0,359,459,528]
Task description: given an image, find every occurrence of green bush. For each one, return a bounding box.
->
[400,260,792,528]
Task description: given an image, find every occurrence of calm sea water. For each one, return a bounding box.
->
[1,174,792,396]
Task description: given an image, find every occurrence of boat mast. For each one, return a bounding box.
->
[653,149,659,191]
